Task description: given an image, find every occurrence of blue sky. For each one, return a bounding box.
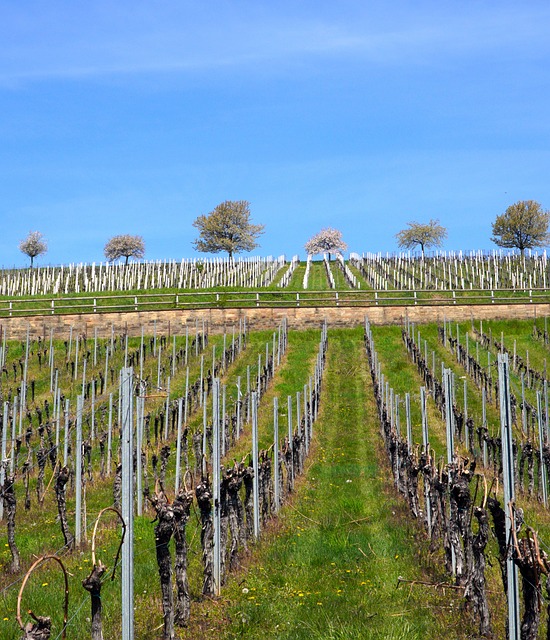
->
[1,1,549,267]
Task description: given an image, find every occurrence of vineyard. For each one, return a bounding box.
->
[4,257,550,638]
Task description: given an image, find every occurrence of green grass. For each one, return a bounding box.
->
[7,320,550,638]
[192,328,477,639]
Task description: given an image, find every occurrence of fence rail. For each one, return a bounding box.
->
[1,287,550,317]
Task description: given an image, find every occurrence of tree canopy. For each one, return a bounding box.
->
[395,219,447,256]
[491,200,550,255]
[304,228,347,259]
[192,200,264,258]
[19,231,47,267]
[104,234,145,265]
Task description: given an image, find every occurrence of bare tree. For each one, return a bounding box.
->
[19,231,47,268]
[491,200,550,256]
[304,227,347,260]
[192,201,264,258]
[395,219,447,257]
[103,235,145,265]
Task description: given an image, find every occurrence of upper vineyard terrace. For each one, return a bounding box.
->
[2,252,550,338]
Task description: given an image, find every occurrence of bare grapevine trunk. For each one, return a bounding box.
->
[113,463,122,510]
[196,479,214,597]
[55,466,74,549]
[242,465,254,542]
[20,616,51,639]
[148,490,175,640]
[82,562,106,640]
[464,506,492,637]
[36,445,47,506]
[173,488,194,627]
[3,473,20,572]
[227,464,246,570]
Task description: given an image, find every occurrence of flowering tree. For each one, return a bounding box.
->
[104,235,145,265]
[192,200,264,258]
[304,228,347,260]
[395,219,447,257]
[19,231,47,267]
[492,200,550,256]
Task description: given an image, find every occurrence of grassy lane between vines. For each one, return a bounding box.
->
[189,327,476,639]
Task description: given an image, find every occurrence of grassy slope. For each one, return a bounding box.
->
[194,328,474,639]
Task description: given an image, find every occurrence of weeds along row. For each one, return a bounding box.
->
[0,320,327,639]
[367,316,550,639]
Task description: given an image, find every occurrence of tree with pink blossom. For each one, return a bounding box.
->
[304,228,347,260]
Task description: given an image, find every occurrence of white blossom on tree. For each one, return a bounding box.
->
[104,234,145,265]
[19,231,47,267]
[304,228,347,260]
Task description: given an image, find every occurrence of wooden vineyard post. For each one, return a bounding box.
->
[0,401,7,521]
[120,366,134,640]
[163,376,171,440]
[212,378,221,596]
[246,366,251,423]
[498,353,520,640]
[75,394,83,547]
[546,380,549,442]
[463,378,469,451]
[405,393,412,452]
[273,397,280,513]
[251,391,260,539]
[221,384,227,456]
[63,399,69,467]
[157,345,162,391]
[236,376,241,438]
[175,397,184,494]
[200,355,204,408]
[443,369,454,464]
[482,389,488,467]
[296,391,301,439]
[537,391,548,507]
[521,373,527,436]
[304,383,309,454]
[10,396,17,475]
[287,395,293,491]
[420,386,431,535]
[136,395,144,517]
[107,393,113,475]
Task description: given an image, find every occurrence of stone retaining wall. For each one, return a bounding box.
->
[0,302,545,340]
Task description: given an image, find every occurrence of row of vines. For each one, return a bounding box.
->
[366,313,550,639]
[3,250,550,297]
[0,317,326,639]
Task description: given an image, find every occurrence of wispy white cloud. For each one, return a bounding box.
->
[0,1,549,84]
